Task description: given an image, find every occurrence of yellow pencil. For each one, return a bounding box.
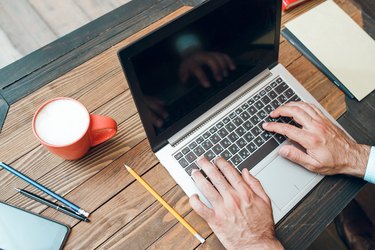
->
[124,164,205,244]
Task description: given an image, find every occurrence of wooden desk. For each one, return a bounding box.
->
[0,0,374,249]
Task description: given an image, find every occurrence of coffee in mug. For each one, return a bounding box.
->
[32,97,117,160]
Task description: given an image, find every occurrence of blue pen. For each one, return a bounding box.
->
[0,162,89,217]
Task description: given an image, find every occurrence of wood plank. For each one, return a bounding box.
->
[0,0,57,55]
[76,0,133,20]
[28,0,91,36]
[62,164,174,249]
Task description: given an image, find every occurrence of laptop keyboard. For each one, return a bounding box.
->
[173,77,301,177]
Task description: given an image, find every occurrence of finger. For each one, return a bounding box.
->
[223,54,236,70]
[262,122,312,149]
[278,145,320,171]
[283,102,320,120]
[191,66,210,87]
[269,105,313,128]
[203,56,223,81]
[191,168,223,206]
[211,53,227,75]
[242,169,270,204]
[179,65,189,83]
[147,100,168,119]
[214,157,248,192]
[189,194,215,221]
[197,157,233,198]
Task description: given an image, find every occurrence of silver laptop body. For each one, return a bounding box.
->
[118,0,344,223]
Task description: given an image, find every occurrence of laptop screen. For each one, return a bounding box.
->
[119,0,281,151]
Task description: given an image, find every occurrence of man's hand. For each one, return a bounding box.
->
[263,102,371,177]
[190,157,283,250]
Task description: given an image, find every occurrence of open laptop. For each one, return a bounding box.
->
[118,0,338,223]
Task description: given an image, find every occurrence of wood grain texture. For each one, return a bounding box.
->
[0,94,9,131]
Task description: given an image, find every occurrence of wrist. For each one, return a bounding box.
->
[245,238,284,250]
[345,144,371,178]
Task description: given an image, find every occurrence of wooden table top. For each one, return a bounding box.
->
[0,0,374,249]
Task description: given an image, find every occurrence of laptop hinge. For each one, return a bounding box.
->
[168,69,273,147]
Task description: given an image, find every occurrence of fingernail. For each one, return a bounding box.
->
[191,169,199,175]
[196,155,205,165]
[262,122,268,128]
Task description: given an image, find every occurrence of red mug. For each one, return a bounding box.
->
[32,97,117,160]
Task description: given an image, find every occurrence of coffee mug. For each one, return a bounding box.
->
[32,97,117,160]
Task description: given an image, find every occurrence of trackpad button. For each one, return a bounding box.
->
[255,157,317,209]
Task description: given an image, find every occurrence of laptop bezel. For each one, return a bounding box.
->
[118,0,282,152]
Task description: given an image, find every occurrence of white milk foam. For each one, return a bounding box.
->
[35,99,90,146]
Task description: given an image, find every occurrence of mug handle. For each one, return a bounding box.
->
[89,114,117,147]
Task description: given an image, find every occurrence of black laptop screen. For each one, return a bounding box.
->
[119,0,281,151]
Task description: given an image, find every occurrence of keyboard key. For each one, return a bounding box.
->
[237,138,279,172]
[243,121,253,130]
[277,94,287,104]
[203,131,211,139]
[235,126,246,137]
[240,111,250,121]
[193,146,205,156]
[229,112,237,119]
[202,140,213,150]
[213,144,224,154]
[264,105,274,113]
[236,138,247,148]
[185,151,197,163]
[182,147,190,154]
[186,163,199,175]
[231,154,242,166]
[233,117,243,126]
[260,90,266,96]
[275,83,288,94]
[254,94,260,101]
[261,95,271,104]
[284,88,295,99]
[179,158,189,168]
[276,78,283,83]
[229,144,240,154]
[225,122,236,132]
[221,150,232,160]
[246,142,257,153]
[290,95,301,102]
[247,106,257,115]
[257,110,267,119]
[244,132,255,142]
[210,134,221,144]
[271,81,277,88]
[241,103,249,109]
[220,138,231,148]
[251,126,262,137]
[250,115,261,126]
[268,90,277,99]
[189,142,197,149]
[239,148,250,159]
[209,127,218,134]
[195,137,204,144]
[247,98,255,105]
[255,101,264,109]
[266,86,272,92]
[205,150,215,161]
[223,117,230,124]
[261,131,273,141]
[254,136,265,147]
[271,100,281,109]
[274,134,287,144]
[228,132,239,142]
[281,117,292,123]
[218,128,229,138]
[174,152,183,160]
[235,107,243,114]
[216,122,224,129]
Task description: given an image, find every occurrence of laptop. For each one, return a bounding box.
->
[118,0,338,223]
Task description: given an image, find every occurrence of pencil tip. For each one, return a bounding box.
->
[124,164,131,171]
[14,188,21,192]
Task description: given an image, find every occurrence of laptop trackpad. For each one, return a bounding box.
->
[255,156,317,209]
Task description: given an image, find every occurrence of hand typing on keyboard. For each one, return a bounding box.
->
[263,102,371,178]
[190,157,283,250]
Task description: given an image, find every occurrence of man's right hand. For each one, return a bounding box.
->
[262,102,370,178]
